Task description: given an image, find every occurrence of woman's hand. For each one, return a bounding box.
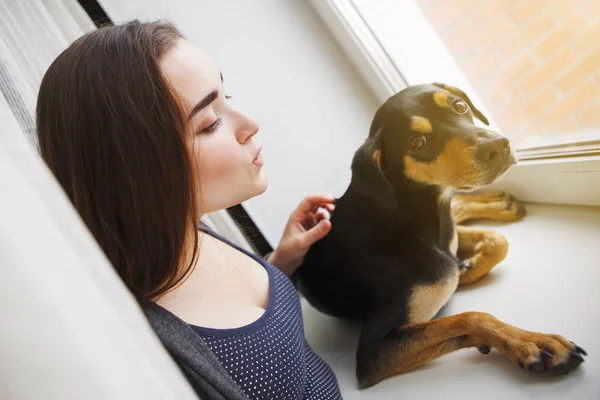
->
[267,193,336,276]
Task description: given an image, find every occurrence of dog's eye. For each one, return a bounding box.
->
[411,135,427,148]
[452,101,469,114]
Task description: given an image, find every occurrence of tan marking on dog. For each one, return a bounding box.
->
[410,116,433,134]
[453,191,508,204]
[404,138,478,187]
[372,149,383,170]
[433,91,449,107]
[449,228,459,256]
[456,226,508,286]
[438,187,454,204]
[452,197,526,224]
[408,270,459,323]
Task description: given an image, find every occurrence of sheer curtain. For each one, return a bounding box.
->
[0,0,238,398]
[0,0,94,146]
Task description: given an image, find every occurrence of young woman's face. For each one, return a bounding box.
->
[161,39,267,214]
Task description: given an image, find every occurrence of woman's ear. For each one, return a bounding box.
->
[350,129,397,211]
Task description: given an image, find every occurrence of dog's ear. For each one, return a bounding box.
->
[350,129,396,211]
[434,83,489,125]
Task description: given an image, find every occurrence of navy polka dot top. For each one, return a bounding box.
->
[190,228,342,400]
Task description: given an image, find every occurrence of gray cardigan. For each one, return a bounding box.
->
[145,303,249,400]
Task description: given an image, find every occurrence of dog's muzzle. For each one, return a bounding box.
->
[475,134,518,167]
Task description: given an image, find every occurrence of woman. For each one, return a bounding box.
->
[36,20,342,399]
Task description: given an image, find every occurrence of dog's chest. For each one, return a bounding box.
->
[405,188,460,323]
[408,269,459,323]
[438,188,458,257]
[448,228,458,256]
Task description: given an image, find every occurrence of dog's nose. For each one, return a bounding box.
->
[476,136,510,162]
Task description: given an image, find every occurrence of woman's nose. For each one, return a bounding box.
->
[236,111,260,143]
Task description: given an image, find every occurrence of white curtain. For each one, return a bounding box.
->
[0,0,244,398]
[0,92,200,399]
[0,0,94,146]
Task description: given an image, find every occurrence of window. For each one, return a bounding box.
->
[309,0,600,206]
[415,0,599,146]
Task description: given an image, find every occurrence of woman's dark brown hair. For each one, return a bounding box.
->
[36,20,198,305]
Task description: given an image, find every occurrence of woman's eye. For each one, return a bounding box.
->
[411,135,427,148]
[452,100,469,114]
[200,118,223,134]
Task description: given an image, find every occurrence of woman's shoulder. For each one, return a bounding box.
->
[198,220,272,264]
[144,303,248,399]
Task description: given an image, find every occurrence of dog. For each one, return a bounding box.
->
[293,83,587,388]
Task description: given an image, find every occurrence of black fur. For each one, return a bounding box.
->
[293,83,515,384]
[294,83,494,321]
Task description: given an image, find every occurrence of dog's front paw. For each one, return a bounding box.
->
[489,330,587,375]
[498,195,526,221]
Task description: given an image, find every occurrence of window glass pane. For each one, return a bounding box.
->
[414,0,599,146]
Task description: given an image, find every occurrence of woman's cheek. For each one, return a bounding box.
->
[196,147,239,184]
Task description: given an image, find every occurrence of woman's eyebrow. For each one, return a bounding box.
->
[188,90,218,121]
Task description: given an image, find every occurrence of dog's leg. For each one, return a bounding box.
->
[454,191,511,203]
[452,191,526,224]
[456,225,507,286]
[357,312,586,388]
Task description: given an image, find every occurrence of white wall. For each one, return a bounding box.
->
[98,0,378,246]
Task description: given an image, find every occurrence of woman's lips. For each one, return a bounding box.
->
[253,149,263,167]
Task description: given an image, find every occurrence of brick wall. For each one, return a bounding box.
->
[415,0,600,144]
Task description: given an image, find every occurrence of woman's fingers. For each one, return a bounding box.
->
[315,209,330,222]
[300,219,332,249]
[296,193,336,214]
[323,203,335,213]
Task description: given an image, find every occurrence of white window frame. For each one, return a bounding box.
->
[309,0,600,207]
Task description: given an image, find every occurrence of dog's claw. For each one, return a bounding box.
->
[518,362,525,369]
[458,260,472,271]
[572,343,587,356]
[477,345,491,354]
[541,350,553,359]
[572,352,585,363]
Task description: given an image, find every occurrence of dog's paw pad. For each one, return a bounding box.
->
[527,359,545,373]
[551,352,585,375]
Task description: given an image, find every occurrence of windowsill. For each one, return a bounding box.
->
[301,203,600,399]
[487,156,600,207]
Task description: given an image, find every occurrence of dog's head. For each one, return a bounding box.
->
[351,83,517,211]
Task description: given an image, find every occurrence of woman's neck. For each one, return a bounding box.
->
[180,218,203,271]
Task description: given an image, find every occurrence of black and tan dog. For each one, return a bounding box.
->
[294,83,587,388]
